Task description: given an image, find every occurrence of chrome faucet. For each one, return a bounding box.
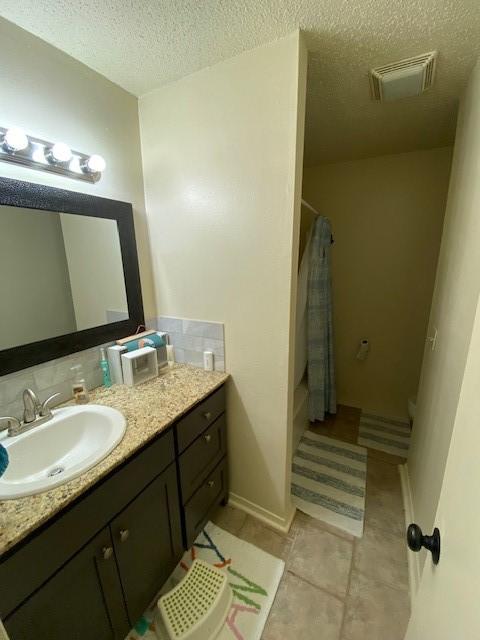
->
[0,389,61,437]
[23,388,41,423]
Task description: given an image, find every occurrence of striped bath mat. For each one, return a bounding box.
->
[291,432,367,537]
[358,412,411,458]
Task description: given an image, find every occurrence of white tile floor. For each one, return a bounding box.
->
[212,405,411,640]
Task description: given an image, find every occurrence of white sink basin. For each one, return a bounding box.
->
[0,404,126,499]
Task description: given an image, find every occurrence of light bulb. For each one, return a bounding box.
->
[85,154,106,173]
[49,142,72,164]
[3,127,29,153]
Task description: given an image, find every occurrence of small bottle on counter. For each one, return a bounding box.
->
[100,347,112,387]
[166,343,175,367]
[203,350,214,371]
[71,364,89,404]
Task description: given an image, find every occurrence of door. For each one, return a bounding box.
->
[111,463,183,626]
[4,527,129,640]
[406,297,480,639]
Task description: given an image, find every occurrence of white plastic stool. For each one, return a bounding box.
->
[158,559,232,640]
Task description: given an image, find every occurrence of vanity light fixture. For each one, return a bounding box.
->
[0,125,105,183]
[81,153,106,174]
[45,142,73,165]
[2,127,29,153]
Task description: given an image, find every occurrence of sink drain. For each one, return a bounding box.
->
[47,466,65,477]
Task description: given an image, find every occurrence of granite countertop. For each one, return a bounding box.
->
[0,364,229,556]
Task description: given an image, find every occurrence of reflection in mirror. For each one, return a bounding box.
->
[0,206,128,351]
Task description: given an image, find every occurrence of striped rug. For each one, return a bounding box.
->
[291,432,367,538]
[358,412,411,458]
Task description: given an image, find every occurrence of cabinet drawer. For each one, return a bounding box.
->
[176,386,225,453]
[0,429,175,619]
[183,457,228,548]
[179,414,227,503]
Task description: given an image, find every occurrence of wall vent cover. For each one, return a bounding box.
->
[369,51,437,102]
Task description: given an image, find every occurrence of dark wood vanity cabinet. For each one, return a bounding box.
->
[0,384,227,640]
[110,464,182,626]
[4,527,130,640]
[3,461,182,640]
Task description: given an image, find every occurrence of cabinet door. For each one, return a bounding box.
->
[4,527,129,640]
[111,463,183,626]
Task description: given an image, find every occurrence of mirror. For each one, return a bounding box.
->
[0,207,128,350]
[0,177,144,375]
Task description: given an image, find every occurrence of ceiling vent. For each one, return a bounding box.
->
[369,51,437,102]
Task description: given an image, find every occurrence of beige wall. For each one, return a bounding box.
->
[285,37,308,486]
[0,17,154,320]
[139,32,307,527]
[302,148,452,418]
[408,59,480,563]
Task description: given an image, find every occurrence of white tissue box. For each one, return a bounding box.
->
[121,346,158,387]
[107,345,127,384]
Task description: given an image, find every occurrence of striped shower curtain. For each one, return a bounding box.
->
[307,215,336,421]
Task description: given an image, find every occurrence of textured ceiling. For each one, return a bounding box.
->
[2,0,480,165]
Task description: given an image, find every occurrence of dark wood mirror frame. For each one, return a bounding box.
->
[0,177,144,376]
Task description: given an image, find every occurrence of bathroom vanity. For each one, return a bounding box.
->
[0,365,228,640]
[0,177,229,638]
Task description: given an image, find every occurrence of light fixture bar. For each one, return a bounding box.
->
[0,126,105,183]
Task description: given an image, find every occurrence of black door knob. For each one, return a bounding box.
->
[407,523,441,565]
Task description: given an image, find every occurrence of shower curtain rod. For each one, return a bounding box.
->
[301,198,320,216]
[301,198,334,245]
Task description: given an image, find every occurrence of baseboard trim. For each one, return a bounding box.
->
[228,492,296,534]
[398,463,420,609]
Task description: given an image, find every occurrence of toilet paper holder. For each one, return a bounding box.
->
[356,339,369,361]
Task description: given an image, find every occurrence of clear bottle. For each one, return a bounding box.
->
[71,364,89,404]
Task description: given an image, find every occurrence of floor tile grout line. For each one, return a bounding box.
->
[349,531,410,596]
[285,568,348,605]
[362,518,409,546]
[293,511,355,543]
[338,537,356,639]
[236,515,295,564]
[364,521,406,538]
[352,567,411,595]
